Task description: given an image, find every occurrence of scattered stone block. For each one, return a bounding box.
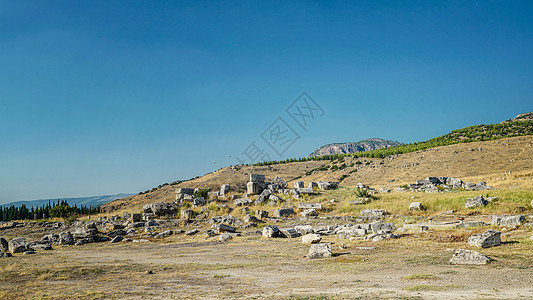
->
[317,181,338,190]
[250,174,266,182]
[307,243,332,259]
[274,208,295,218]
[466,195,488,209]
[449,249,491,265]
[219,233,233,242]
[8,237,27,254]
[492,215,525,226]
[302,233,322,244]
[255,210,268,220]
[281,228,299,238]
[262,225,281,238]
[409,202,423,210]
[301,209,319,217]
[0,252,13,258]
[243,215,258,224]
[185,229,199,236]
[220,184,230,196]
[468,229,501,248]
[361,209,388,217]
[370,223,396,234]
[298,203,322,210]
[180,209,194,220]
[297,187,316,194]
[272,176,288,189]
[294,225,314,235]
[155,230,173,239]
[213,224,236,234]
[234,198,253,206]
[294,181,305,189]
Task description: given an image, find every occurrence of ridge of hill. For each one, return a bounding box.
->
[309,138,402,157]
[502,112,533,123]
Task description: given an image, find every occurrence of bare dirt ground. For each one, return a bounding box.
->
[1,219,532,300]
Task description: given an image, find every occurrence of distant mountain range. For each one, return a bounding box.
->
[309,138,403,157]
[1,193,133,208]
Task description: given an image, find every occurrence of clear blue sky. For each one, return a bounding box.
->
[1,1,532,203]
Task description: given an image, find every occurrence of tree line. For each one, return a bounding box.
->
[0,199,100,222]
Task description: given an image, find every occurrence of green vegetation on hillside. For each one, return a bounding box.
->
[254,120,533,166]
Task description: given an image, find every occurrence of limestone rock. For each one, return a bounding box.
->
[272,176,288,189]
[274,208,295,218]
[234,198,253,206]
[301,209,319,217]
[294,181,305,189]
[298,203,322,210]
[185,229,199,236]
[180,209,194,220]
[262,225,280,238]
[155,230,173,239]
[255,210,268,220]
[449,249,491,265]
[370,223,396,234]
[220,184,230,196]
[294,225,314,235]
[219,233,233,242]
[468,229,501,248]
[466,195,488,209]
[361,209,388,217]
[247,181,262,195]
[297,188,316,195]
[302,233,322,244]
[8,237,27,253]
[317,181,338,190]
[492,215,525,226]
[147,202,178,216]
[409,202,423,210]
[213,224,236,234]
[281,228,300,238]
[307,243,332,259]
[221,215,244,227]
[250,174,265,182]
[243,215,258,224]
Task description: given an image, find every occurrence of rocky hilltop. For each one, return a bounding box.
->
[309,138,402,157]
[502,112,533,123]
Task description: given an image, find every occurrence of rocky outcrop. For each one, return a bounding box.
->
[309,138,402,157]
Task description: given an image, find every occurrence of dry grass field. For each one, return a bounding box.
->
[1,220,532,299]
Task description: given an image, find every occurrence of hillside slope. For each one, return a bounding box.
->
[309,138,402,157]
[102,135,533,214]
